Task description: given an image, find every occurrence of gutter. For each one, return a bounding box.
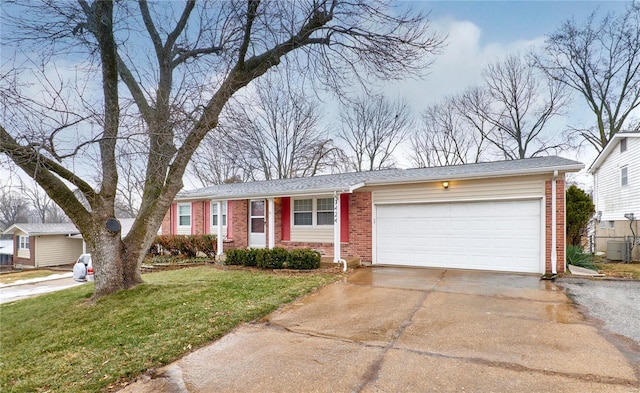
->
[551,170,558,275]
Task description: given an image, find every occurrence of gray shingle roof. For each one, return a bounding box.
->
[2,218,136,237]
[178,156,583,201]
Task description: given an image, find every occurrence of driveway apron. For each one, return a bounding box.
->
[119,268,640,393]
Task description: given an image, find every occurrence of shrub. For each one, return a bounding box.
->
[287,248,321,270]
[150,235,218,257]
[256,247,288,269]
[567,245,598,270]
[224,249,244,265]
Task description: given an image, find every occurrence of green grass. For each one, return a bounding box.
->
[0,266,339,392]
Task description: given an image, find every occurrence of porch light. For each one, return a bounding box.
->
[442,181,449,190]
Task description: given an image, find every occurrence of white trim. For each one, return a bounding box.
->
[372,194,544,206]
[249,199,266,248]
[268,198,275,249]
[291,196,335,227]
[18,235,30,250]
[216,201,223,256]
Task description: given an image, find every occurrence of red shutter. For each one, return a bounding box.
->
[227,201,233,239]
[204,201,210,234]
[191,202,197,235]
[281,197,291,241]
[171,203,177,235]
[340,194,349,243]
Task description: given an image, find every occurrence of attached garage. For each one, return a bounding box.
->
[374,199,542,273]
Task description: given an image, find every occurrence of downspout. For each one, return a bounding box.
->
[334,191,347,272]
[551,170,558,275]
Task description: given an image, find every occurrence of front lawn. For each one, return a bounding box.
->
[0,270,63,285]
[0,266,339,392]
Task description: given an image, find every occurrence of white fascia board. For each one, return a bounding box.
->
[588,133,640,173]
[363,164,585,187]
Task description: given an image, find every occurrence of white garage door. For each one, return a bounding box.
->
[375,200,542,273]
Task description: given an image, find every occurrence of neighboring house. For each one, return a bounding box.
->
[0,239,13,266]
[2,218,136,268]
[588,131,640,261]
[162,156,583,275]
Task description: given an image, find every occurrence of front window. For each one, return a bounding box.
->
[609,221,615,229]
[294,199,313,226]
[18,236,29,250]
[212,202,227,226]
[293,197,335,226]
[316,198,334,225]
[621,166,628,187]
[620,137,627,153]
[178,204,191,226]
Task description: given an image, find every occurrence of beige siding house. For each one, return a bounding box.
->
[589,132,640,261]
[2,223,84,268]
[2,219,136,268]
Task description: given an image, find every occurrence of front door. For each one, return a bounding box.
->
[249,200,266,248]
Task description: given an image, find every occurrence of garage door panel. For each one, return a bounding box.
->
[375,200,541,273]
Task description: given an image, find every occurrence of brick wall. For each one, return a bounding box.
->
[545,179,566,274]
[269,192,373,262]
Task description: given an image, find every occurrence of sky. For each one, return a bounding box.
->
[379,0,632,189]
[1,1,634,192]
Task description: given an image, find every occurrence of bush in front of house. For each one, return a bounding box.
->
[150,235,217,258]
[287,248,321,270]
[566,244,598,270]
[256,247,289,269]
[224,247,320,270]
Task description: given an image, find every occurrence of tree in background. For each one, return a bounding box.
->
[411,95,488,167]
[1,1,444,298]
[0,187,31,231]
[217,76,339,180]
[566,185,595,246]
[534,3,640,151]
[338,95,414,171]
[460,54,569,160]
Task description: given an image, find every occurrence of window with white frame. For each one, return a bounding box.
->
[599,220,606,229]
[178,203,191,226]
[293,197,334,226]
[621,166,628,187]
[609,220,615,229]
[18,235,30,250]
[211,201,227,226]
[316,198,334,225]
[620,137,627,153]
[293,199,313,225]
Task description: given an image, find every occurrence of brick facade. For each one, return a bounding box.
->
[545,179,566,274]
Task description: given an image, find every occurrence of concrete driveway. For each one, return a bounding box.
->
[120,268,640,393]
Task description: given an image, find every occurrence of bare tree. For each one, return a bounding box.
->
[0,186,31,230]
[533,3,640,151]
[19,180,69,223]
[1,1,444,298]
[460,55,569,159]
[411,96,488,167]
[215,76,338,181]
[338,95,414,171]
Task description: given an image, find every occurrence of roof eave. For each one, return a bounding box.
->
[588,132,640,173]
[363,164,585,187]
[175,183,366,202]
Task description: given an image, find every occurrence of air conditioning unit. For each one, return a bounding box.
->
[606,240,632,262]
